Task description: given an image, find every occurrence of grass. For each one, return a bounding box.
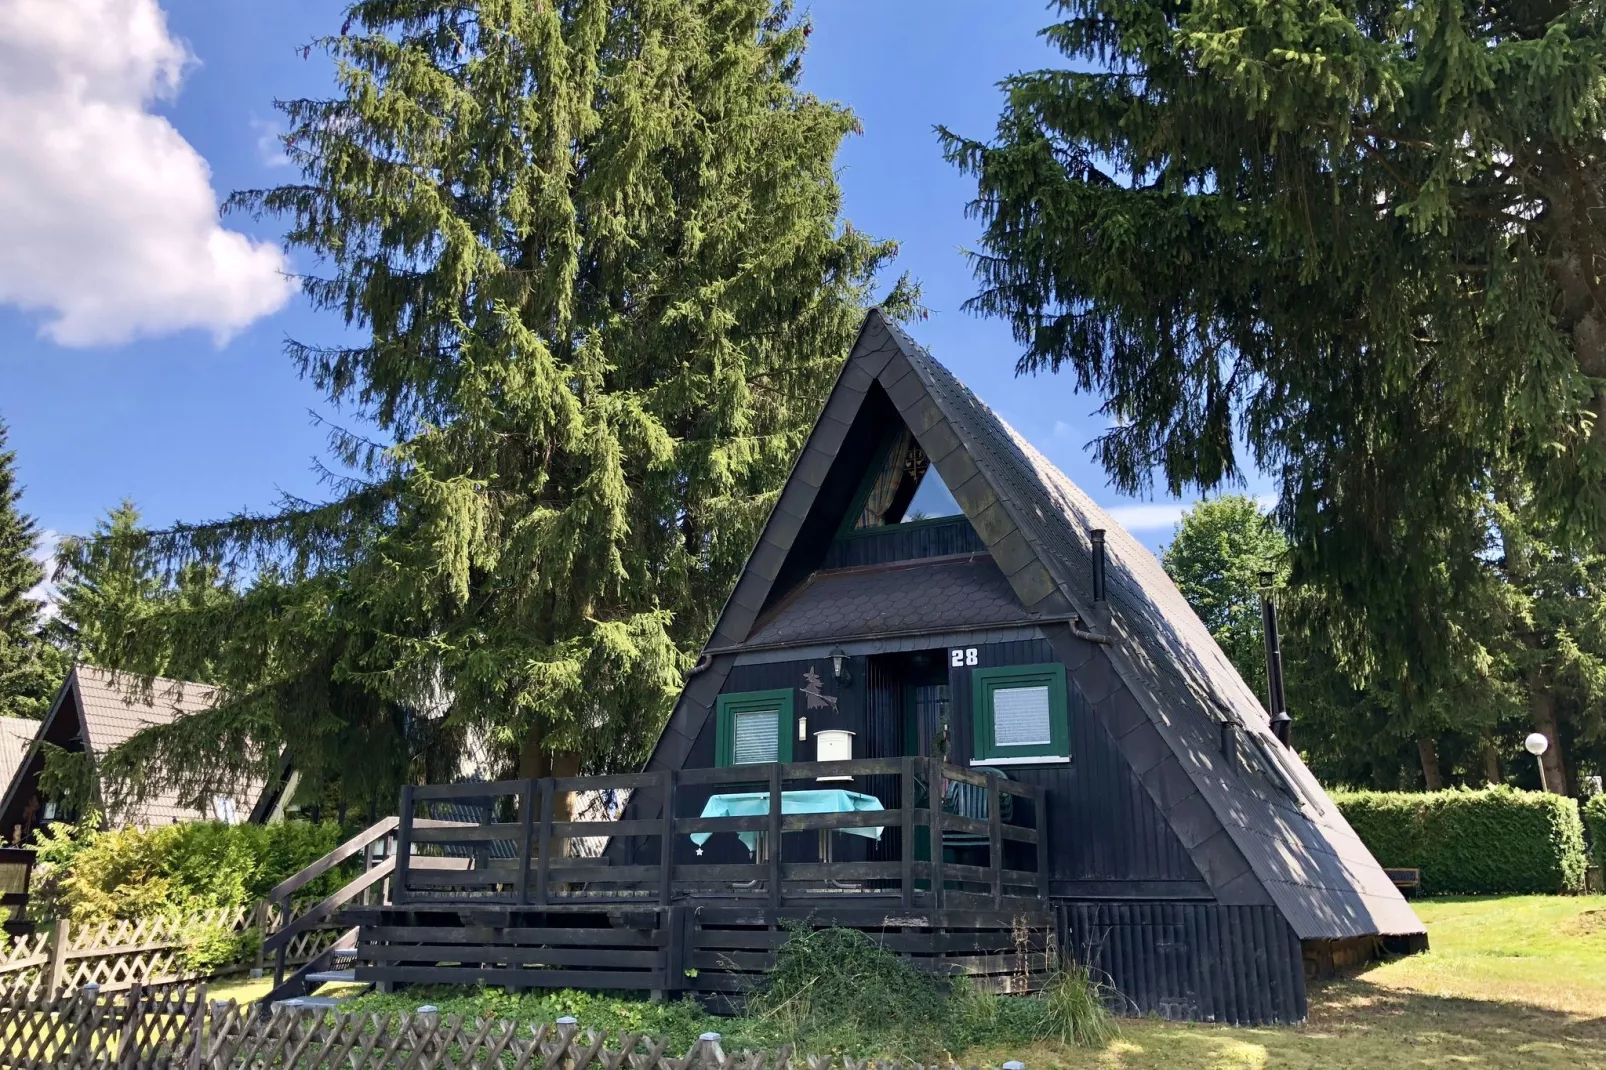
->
[971,895,1606,1069]
[219,897,1606,1067]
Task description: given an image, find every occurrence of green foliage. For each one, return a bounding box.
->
[0,418,64,720]
[101,0,916,809]
[1335,787,1587,895]
[350,928,1116,1057]
[28,816,343,923]
[176,922,261,975]
[941,0,1606,711]
[1162,496,1283,699]
[1584,794,1606,876]
[747,925,946,1052]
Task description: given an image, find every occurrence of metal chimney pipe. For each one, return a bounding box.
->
[1259,573,1291,746]
[1091,529,1107,602]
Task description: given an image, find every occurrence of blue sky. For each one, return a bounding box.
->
[0,0,1259,577]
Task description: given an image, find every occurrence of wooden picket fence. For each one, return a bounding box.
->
[0,984,1011,1070]
[0,901,340,998]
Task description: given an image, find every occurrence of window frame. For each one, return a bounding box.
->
[971,663,1070,765]
[715,689,796,767]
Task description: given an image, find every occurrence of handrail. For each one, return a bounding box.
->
[266,816,399,903]
[265,857,396,954]
[390,758,1048,908]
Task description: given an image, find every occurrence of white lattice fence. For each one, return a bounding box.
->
[0,897,345,998]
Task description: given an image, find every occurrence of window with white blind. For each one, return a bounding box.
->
[972,663,1070,763]
[716,689,795,766]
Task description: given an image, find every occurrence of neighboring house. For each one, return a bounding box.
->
[0,666,269,839]
[0,718,40,802]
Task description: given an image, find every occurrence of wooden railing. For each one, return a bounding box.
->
[394,758,1047,911]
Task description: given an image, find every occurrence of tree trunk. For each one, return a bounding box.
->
[519,724,583,853]
[1481,736,1502,786]
[1528,677,1569,794]
[1417,737,1445,791]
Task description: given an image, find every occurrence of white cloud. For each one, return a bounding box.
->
[27,528,60,617]
[0,0,293,347]
[1105,502,1194,531]
[252,117,290,169]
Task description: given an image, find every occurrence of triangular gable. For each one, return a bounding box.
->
[643,309,1422,942]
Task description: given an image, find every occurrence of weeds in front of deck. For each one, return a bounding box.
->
[350,925,1115,1059]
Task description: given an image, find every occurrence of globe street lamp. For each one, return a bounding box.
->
[1525,732,1550,793]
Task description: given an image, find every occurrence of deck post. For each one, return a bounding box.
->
[533,779,555,907]
[929,757,944,909]
[768,764,783,911]
[658,769,676,906]
[516,778,537,905]
[900,757,915,909]
[988,772,1004,909]
[394,785,414,907]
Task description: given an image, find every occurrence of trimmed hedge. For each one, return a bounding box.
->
[1585,794,1606,876]
[1333,786,1587,895]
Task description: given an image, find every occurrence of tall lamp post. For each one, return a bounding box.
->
[1525,733,1550,793]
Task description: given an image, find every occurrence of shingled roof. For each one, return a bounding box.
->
[0,666,265,829]
[647,309,1422,942]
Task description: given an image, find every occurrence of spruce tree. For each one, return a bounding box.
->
[941,0,1606,696]
[0,420,63,719]
[108,0,912,809]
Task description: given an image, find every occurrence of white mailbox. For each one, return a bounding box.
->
[815,729,855,781]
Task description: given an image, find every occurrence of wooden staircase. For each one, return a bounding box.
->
[257,816,471,1014]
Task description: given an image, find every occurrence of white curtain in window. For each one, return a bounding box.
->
[733,708,780,764]
[993,685,1051,747]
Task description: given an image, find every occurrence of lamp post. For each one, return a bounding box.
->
[1525,732,1550,793]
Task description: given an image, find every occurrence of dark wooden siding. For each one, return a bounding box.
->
[1063,901,1307,1024]
[947,639,1202,886]
[821,517,985,569]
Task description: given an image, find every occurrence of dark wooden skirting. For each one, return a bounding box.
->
[1048,880,1214,900]
[347,903,1054,1005]
[1061,900,1308,1025]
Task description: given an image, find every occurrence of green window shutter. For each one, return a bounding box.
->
[972,663,1070,763]
[715,689,795,766]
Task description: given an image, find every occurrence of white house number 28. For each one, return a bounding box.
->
[950,648,979,667]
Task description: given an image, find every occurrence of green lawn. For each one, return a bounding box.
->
[972,896,1606,1068]
[213,896,1606,1067]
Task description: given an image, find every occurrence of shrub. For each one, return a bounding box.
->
[30,816,344,922]
[1334,786,1587,895]
[1585,794,1606,877]
[176,922,261,975]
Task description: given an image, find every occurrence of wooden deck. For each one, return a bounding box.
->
[343,758,1053,1000]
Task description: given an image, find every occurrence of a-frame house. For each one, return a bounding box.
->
[347,311,1423,1024]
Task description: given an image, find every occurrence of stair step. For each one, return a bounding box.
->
[304,970,357,984]
[331,948,358,960]
[273,996,345,1010]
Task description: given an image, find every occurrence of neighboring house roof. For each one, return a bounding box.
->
[645,309,1423,942]
[0,666,266,830]
[746,555,1033,647]
[0,719,39,799]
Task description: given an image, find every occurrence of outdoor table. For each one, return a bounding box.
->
[691,788,885,862]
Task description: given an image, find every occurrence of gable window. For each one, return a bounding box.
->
[972,664,1070,764]
[716,689,795,766]
[847,428,961,531]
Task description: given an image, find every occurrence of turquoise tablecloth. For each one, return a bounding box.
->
[691,789,885,852]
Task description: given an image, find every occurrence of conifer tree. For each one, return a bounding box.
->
[942,0,1606,697]
[107,0,912,809]
[0,420,62,718]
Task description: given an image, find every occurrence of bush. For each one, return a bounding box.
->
[1334,786,1587,895]
[30,815,344,922]
[1585,794,1606,876]
[176,922,262,975]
